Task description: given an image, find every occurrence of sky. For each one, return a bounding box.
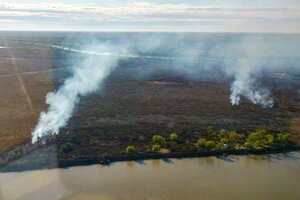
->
[0,0,300,32]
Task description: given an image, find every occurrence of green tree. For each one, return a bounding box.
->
[205,141,216,150]
[170,133,178,140]
[228,131,245,143]
[265,134,274,145]
[152,144,161,152]
[246,129,268,148]
[218,129,227,139]
[196,138,206,147]
[216,143,223,150]
[253,140,263,148]
[220,138,229,144]
[209,131,218,141]
[276,133,291,146]
[126,145,136,153]
[152,135,165,145]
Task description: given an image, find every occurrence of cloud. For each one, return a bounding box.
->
[0,2,299,32]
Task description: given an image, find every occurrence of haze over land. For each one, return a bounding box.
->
[31,33,300,142]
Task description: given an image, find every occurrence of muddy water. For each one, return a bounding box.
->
[1,152,300,200]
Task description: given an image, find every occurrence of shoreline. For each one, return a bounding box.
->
[1,145,299,173]
[59,146,300,167]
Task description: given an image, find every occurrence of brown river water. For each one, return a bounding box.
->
[0,152,300,200]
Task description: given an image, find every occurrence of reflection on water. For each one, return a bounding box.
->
[151,159,161,167]
[1,152,300,200]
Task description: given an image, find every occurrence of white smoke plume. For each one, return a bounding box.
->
[32,44,120,143]
[229,58,274,108]
[230,78,274,108]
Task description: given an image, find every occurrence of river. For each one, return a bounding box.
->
[1,152,300,200]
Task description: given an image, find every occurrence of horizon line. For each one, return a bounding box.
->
[1,30,300,34]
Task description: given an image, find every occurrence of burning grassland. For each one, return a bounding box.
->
[0,32,300,170]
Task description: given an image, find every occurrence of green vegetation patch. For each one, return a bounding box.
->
[126,145,136,153]
[170,133,178,141]
[123,129,293,154]
[152,135,165,145]
[152,144,161,152]
[196,129,292,150]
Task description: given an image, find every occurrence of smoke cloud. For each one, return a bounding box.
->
[32,43,122,143]
[32,33,300,143]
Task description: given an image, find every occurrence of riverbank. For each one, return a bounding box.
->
[58,146,300,167]
[1,144,299,172]
[1,127,299,172]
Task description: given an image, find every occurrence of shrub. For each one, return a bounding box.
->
[228,131,245,143]
[220,138,229,144]
[205,141,216,150]
[247,130,266,141]
[170,133,178,140]
[196,138,206,147]
[126,145,136,153]
[265,134,274,145]
[209,131,218,140]
[276,133,291,146]
[152,135,165,144]
[218,129,227,139]
[216,143,223,150]
[152,144,161,152]
[246,129,268,148]
[253,140,263,148]
[60,143,73,153]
